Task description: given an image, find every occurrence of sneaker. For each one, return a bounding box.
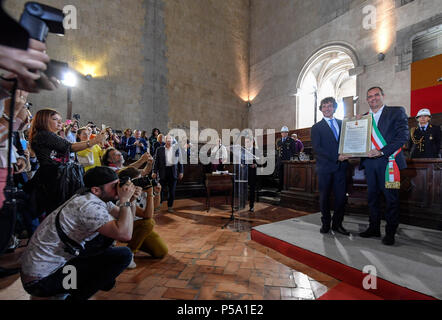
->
[167,207,174,213]
[127,256,137,269]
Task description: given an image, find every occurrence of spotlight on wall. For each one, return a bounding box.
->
[62,72,77,87]
[377,53,385,62]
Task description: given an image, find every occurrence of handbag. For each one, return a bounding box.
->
[77,151,95,167]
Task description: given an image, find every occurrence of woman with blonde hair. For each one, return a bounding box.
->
[25,108,106,217]
[76,127,104,172]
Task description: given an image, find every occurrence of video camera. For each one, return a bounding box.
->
[119,176,158,190]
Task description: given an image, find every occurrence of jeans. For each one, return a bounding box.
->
[22,246,132,300]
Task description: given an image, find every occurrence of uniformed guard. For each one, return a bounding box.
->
[276,126,297,192]
[409,108,441,159]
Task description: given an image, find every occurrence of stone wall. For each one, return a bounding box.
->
[3,0,250,135]
[249,0,442,131]
[163,0,250,133]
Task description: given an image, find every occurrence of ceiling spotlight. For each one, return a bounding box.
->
[377,53,385,61]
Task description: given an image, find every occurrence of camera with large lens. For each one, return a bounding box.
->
[119,176,156,190]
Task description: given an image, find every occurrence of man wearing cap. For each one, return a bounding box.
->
[276,126,297,192]
[20,166,142,300]
[409,108,441,159]
[311,97,350,235]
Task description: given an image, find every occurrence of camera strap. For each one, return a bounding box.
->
[54,195,84,257]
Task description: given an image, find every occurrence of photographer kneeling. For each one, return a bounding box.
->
[118,167,167,269]
[20,166,142,300]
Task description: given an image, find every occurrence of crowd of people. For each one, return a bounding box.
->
[0,34,183,299]
[1,4,440,301]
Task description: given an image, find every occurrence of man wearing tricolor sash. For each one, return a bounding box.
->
[359,87,409,246]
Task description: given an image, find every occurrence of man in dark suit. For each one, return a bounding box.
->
[127,130,148,160]
[152,135,183,213]
[245,136,259,213]
[359,87,409,246]
[311,97,350,235]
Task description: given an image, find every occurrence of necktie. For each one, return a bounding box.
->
[329,119,339,141]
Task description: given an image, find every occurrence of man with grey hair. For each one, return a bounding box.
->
[152,135,183,212]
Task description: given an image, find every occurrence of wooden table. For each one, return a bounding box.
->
[205,173,233,211]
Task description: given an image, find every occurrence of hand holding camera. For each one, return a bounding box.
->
[117,180,136,204]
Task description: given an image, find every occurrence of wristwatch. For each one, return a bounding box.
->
[119,202,133,208]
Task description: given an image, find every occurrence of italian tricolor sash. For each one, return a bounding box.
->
[371,115,401,189]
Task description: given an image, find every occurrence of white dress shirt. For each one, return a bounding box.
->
[165,146,174,166]
[323,116,340,137]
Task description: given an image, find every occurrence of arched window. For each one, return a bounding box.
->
[296,46,358,129]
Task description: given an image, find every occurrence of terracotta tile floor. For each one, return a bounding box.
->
[0,197,340,300]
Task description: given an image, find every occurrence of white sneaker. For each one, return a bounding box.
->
[127,256,137,269]
[167,207,174,213]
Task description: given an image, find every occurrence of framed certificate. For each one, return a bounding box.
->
[338,115,373,157]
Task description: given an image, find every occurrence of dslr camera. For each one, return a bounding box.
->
[119,176,158,190]
[19,2,69,82]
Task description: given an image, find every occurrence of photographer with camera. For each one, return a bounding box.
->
[102,147,153,172]
[24,109,107,218]
[118,167,167,269]
[20,166,141,300]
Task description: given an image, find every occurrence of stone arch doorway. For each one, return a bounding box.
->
[295,44,359,129]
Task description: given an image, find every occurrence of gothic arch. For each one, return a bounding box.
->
[295,43,360,129]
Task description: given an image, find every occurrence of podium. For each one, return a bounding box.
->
[222,145,259,231]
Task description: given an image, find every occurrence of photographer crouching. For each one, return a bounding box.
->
[20,166,142,300]
[118,167,167,269]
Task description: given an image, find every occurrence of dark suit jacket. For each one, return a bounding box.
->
[360,106,409,170]
[311,118,348,174]
[127,137,148,158]
[154,145,184,180]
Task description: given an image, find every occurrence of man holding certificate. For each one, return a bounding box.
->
[311,97,350,235]
[359,87,409,246]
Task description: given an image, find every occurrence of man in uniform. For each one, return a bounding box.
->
[409,108,441,159]
[276,126,297,192]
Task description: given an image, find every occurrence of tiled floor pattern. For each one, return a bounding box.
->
[0,197,340,300]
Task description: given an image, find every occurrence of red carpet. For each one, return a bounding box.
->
[318,282,383,300]
[251,229,436,300]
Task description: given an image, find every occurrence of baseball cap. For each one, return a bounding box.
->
[84,166,119,188]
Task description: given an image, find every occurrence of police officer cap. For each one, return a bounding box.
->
[281,126,289,132]
[416,108,431,118]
